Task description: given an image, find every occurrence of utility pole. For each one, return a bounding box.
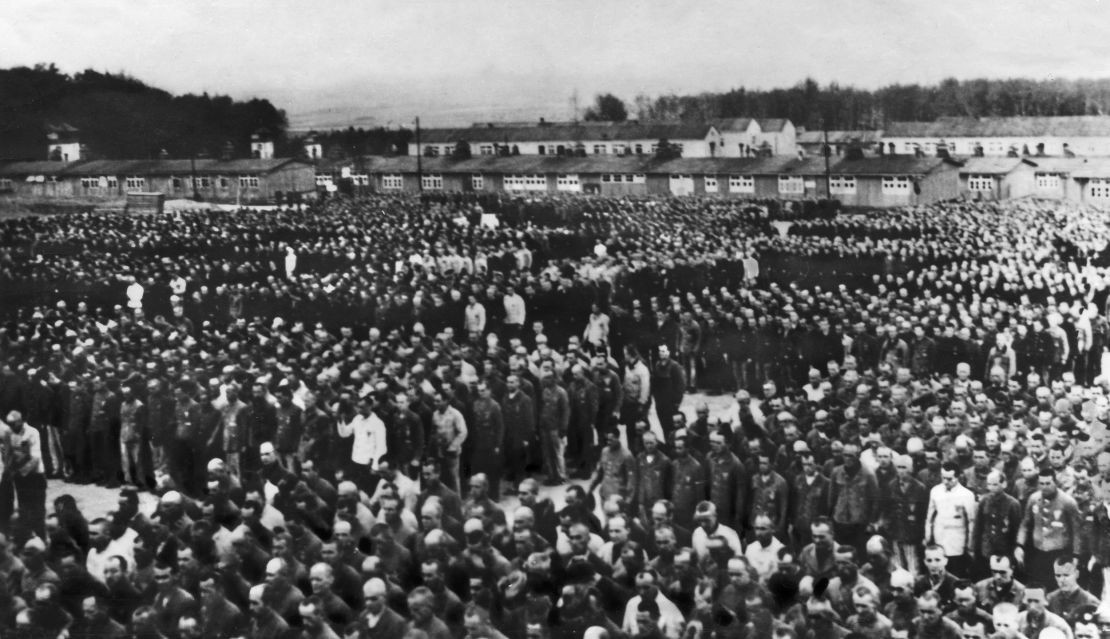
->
[190,154,199,200]
[415,116,423,193]
[823,121,832,198]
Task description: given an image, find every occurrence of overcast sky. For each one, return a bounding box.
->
[4,0,1109,127]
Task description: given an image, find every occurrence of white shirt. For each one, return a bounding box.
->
[692,523,743,560]
[926,482,977,556]
[87,527,138,583]
[126,282,144,309]
[745,536,785,583]
[337,412,387,468]
[622,592,685,639]
[503,294,526,325]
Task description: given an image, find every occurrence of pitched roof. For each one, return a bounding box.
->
[418,121,714,145]
[886,116,1110,138]
[830,156,956,176]
[711,118,756,132]
[757,119,791,132]
[58,159,220,176]
[957,157,1033,175]
[196,158,310,174]
[0,160,74,176]
[797,130,883,144]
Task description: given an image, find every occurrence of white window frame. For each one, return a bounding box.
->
[315,174,334,187]
[172,177,183,190]
[704,176,719,193]
[967,175,994,192]
[239,175,260,188]
[778,175,804,194]
[1035,173,1061,190]
[81,177,97,188]
[197,176,210,188]
[421,174,443,190]
[0,178,11,191]
[471,174,484,190]
[353,174,369,186]
[631,174,646,184]
[105,176,118,188]
[125,176,145,190]
[218,176,229,188]
[612,144,627,156]
[479,145,494,156]
[1089,179,1110,199]
[729,175,755,193]
[382,174,403,190]
[593,144,606,155]
[634,143,643,155]
[829,176,857,194]
[556,174,580,191]
[881,176,912,195]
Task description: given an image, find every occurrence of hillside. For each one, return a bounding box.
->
[0,64,289,161]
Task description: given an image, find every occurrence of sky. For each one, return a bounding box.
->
[3,0,1110,128]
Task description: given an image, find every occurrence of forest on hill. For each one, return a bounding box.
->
[0,64,289,161]
[604,77,1110,130]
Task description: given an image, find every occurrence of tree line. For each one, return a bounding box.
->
[0,64,290,160]
[587,77,1110,130]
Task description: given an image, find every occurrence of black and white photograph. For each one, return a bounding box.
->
[2,1,1110,637]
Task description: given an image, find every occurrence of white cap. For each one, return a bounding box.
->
[161,491,183,505]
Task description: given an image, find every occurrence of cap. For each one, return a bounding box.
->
[793,441,810,453]
[161,491,183,505]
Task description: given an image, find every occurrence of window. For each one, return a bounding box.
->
[556,174,580,191]
[829,176,857,194]
[881,176,912,194]
[382,174,403,190]
[0,178,12,191]
[903,142,916,154]
[81,177,98,188]
[987,142,1005,155]
[504,174,546,191]
[479,145,494,156]
[239,175,260,188]
[172,178,183,190]
[125,176,145,190]
[218,176,229,188]
[353,174,369,186]
[704,176,718,193]
[1090,179,1110,199]
[197,177,210,188]
[442,146,452,156]
[315,174,333,186]
[612,144,627,156]
[1035,173,1061,190]
[537,145,546,155]
[472,174,484,190]
[424,146,439,157]
[778,176,804,194]
[634,143,643,155]
[106,176,118,188]
[593,144,606,155]
[421,174,443,190]
[729,175,755,193]
[967,175,994,192]
[631,174,646,184]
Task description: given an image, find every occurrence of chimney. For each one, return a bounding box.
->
[221,141,234,161]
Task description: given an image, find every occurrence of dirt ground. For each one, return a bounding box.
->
[48,391,738,520]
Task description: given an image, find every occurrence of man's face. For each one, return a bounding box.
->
[608,521,628,544]
[853,594,876,622]
[992,561,1013,586]
[811,525,832,548]
[941,469,958,490]
[924,550,946,575]
[973,451,989,469]
[153,567,174,592]
[1039,475,1057,498]
[1055,563,1078,591]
